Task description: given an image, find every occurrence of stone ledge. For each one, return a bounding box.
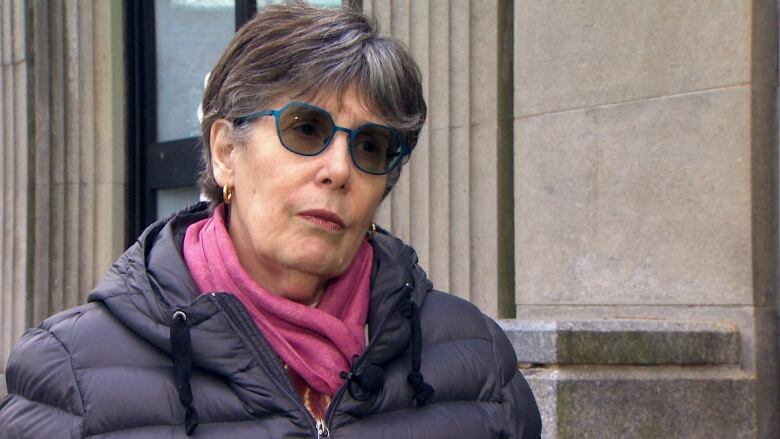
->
[499,319,739,365]
[522,366,755,439]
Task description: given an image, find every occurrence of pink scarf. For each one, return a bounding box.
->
[183,204,371,395]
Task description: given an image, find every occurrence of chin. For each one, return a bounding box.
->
[286,251,347,277]
[290,241,351,274]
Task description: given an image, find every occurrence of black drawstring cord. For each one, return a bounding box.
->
[342,365,385,401]
[171,310,199,435]
[399,286,435,405]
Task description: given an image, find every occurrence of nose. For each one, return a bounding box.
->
[315,132,352,189]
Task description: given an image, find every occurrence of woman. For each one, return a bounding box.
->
[0,3,540,438]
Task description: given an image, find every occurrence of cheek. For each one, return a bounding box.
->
[235,149,287,199]
[358,180,387,221]
[372,176,388,205]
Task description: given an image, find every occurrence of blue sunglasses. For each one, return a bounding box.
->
[234,102,410,175]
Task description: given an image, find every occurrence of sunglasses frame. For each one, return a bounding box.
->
[233,101,410,175]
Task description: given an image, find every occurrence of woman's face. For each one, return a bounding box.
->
[210,88,388,303]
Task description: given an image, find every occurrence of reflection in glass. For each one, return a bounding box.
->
[173,0,233,7]
[155,0,234,142]
[156,186,203,220]
[257,0,342,7]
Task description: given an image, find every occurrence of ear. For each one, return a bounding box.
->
[210,119,238,187]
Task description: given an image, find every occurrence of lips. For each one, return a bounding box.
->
[298,209,346,231]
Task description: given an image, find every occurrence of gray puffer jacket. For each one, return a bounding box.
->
[0,203,541,438]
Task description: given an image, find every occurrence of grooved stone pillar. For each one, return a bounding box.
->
[363,0,515,318]
[513,1,778,437]
[0,0,31,373]
[0,0,126,373]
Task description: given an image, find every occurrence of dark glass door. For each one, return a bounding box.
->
[124,0,258,243]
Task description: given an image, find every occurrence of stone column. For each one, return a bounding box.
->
[513,1,778,437]
[363,0,515,318]
[29,0,125,325]
[0,0,32,373]
[0,0,126,375]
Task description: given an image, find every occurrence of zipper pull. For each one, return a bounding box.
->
[316,419,330,438]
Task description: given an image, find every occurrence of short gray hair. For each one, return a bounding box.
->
[199,1,427,202]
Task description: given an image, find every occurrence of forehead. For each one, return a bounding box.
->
[284,85,388,126]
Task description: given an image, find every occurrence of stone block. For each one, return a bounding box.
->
[515,86,752,306]
[514,0,750,116]
[523,366,756,439]
[513,304,763,373]
[500,319,740,365]
[523,368,558,438]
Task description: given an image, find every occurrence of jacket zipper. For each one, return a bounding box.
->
[214,281,413,438]
[316,419,330,438]
[213,293,321,438]
[322,283,414,435]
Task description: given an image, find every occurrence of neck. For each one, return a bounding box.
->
[238,251,326,305]
[248,261,327,305]
[227,231,327,306]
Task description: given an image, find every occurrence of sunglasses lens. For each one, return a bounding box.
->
[351,125,404,174]
[271,102,406,175]
[278,104,334,155]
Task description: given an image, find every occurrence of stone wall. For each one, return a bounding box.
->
[501,319,756,438]
[509,1,778,437]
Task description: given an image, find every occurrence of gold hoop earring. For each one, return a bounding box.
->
[223,185,233,205]
[369,223,377,234]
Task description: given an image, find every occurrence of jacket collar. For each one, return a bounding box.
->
[88,202,431,367]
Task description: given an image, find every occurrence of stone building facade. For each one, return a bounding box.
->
[0,1,778,437]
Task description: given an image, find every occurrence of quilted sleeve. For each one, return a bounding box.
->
[484,316,542,439]
[0,327,85,438]
[501,370,543,439]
